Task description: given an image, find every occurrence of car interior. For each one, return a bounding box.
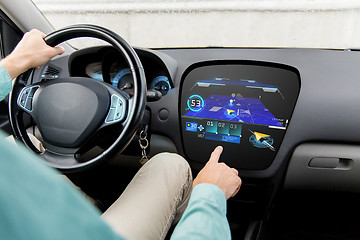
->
[2,0,360,239]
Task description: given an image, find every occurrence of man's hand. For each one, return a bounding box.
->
[193,146,242,200]
[1,29,65,79]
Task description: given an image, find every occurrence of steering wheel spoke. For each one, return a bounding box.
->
[41,150,81,170]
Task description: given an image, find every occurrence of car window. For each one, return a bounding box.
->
[0,13,22,58]
[31,0,360,50]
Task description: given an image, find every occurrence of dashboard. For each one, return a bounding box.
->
[71,52,301,171]
[45,45,360,221]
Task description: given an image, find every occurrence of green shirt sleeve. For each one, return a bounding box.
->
[171,183,231,240]
[0,65,13,101]
[0,132,125,240]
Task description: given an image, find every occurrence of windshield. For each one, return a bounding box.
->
[32,0,360,49]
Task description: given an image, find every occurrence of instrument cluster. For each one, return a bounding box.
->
[82,48,172,96]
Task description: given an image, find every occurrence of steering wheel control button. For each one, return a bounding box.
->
[114,106,123,121]
[29,87,38,97]
[105,94,125,124]
[106,109,116,122]
[17,85,39,112]
[110,95,119,108]
[25,98,33,110]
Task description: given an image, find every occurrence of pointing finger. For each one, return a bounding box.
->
[208,146,223,164]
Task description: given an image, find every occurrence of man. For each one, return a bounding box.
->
[0,29,241,240]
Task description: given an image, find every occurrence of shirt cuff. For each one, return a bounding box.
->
[0,65,13,101]
[191,183,227,215]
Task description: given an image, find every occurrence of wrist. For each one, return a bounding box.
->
[1,53,31,79]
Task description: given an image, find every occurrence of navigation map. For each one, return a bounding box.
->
[185,94,283,127]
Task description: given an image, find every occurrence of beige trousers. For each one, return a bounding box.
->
[102,153,193,240]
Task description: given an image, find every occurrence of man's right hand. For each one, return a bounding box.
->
[192,146,242,200]
[1,29,65,79]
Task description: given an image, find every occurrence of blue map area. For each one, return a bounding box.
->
[185,95,283,127]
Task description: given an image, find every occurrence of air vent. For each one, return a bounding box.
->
[41,64,61,79]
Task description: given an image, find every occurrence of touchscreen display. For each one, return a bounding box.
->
[180,64,299,170]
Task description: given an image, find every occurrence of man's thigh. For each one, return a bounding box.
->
[102,153,192,240]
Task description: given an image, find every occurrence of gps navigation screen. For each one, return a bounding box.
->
[185,94,283,127]
[180,64,299,169]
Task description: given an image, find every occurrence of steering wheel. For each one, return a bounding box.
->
[8,25,147,172]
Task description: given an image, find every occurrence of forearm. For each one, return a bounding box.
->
[171,184,231,240]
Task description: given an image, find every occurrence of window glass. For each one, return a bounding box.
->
[32,0,360,49]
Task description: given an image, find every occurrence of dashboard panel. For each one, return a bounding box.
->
[67,47,360,178]
[59,45,360,221]
[145,48,360,180]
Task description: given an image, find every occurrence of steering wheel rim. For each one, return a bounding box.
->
[8,24,147,172]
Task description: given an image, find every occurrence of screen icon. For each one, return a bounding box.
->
[229,123,242,137]
[217,122,229,135]
[186,122,198,132]
[187,95,204,112]
[226,109,235,116]
[206,120,218,134]
[249,130,275,151]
